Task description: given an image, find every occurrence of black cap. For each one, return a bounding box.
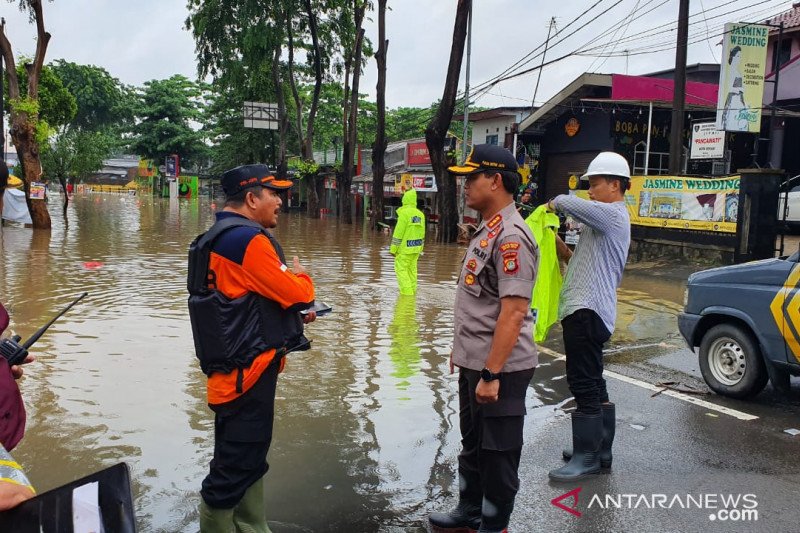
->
[220,164,294,197]
[448,144,519,175]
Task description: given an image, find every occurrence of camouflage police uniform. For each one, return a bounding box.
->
[452,200,539,526]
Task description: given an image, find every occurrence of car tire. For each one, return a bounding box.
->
[698,323,769,399]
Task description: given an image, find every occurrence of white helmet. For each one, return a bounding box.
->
[581,152,631,181]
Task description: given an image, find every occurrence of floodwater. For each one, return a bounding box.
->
[0,193,686,532]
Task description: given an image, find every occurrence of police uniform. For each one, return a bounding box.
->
[452,201,538,524]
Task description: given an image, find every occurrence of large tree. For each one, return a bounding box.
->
[338,0,367,224]
[129,75,209,171]
[426,0,471,243]
[369,0,387,231]
[0,1,53,228]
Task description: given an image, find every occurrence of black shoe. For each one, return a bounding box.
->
[561,403,615,468]
[429,500,481,532]
[549,412,603,482]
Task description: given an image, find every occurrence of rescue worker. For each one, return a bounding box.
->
[429,145,538,533]
[546,151,631,481]
[390,187,425,295]
[187,164,317,533]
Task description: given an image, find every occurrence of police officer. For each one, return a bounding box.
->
[429,145,538,533]
[188,164,317,533]
[390,186,425,295]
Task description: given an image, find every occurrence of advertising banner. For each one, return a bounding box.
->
[716,23,770,133]
[29,182,46,200]
[628,175,740,233]
[406,141,431,166]
[690,122,725,160]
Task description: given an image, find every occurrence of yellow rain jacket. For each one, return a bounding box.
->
[525,205,563,342]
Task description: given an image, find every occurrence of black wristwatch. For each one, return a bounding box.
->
[481,367,500,382]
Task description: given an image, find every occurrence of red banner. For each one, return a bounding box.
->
[407,141,431,166]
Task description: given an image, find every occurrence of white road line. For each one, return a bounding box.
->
[538,347,759,421]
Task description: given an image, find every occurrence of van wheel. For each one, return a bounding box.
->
[699,324,768,399]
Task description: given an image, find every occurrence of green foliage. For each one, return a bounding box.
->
[41,129,114,182]
[129,75,209,170]
[49,60,135,132]
[7,63,77,128]
[290,158,319,178]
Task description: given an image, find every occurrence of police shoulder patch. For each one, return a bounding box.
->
[466,258,478,272]
[502,251,519,274]
[499,241,520,252]
[480,239,489,248]
[465,273,476,285]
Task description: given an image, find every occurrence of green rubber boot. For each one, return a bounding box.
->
[233,476,272,533]
[199,498,234,533]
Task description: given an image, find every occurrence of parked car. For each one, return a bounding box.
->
[678,251,800,398]
[778,175,800,228]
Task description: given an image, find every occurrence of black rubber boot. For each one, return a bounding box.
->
[561,403,615,468]
[428,498,482,533]
[477,498,514,533]
[429,470,481,533]
[549,412,603,482]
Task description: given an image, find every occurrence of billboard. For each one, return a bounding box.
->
[690,122,725,160]
[716,23,770,133]
[627,175,739,233]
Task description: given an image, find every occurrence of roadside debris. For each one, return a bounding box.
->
[651,381,708,397]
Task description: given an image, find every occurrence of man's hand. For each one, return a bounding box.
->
[10,355,35,380]
[290,256,307,276]
[476,378,499,404]
[302,311,317,324]
[0,480,34,511]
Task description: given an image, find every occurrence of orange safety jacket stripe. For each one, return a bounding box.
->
[206,228,314,405]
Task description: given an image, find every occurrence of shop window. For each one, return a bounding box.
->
[772,38,792,71]
[486,135,499,145]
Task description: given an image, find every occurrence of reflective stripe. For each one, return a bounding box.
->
[0,446,33,492]
[406,239,424,247]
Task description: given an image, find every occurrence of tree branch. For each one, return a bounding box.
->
[28,0,51,98]
[0,21,20,100]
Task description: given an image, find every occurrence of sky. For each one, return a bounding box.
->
[1,0,795,111]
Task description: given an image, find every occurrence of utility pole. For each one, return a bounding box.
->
[461,3,472,162]
[668,0,689,174]
[532,17,556,111]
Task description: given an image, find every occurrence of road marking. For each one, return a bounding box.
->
[537,346,759,421]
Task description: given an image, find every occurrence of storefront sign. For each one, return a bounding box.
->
[565,118,580,137]
[716,23,769,133]
[407,141,431,166]
[397,173,437,193]
[690,122,725,160]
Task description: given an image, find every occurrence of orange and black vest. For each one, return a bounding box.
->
[187,215,312,380]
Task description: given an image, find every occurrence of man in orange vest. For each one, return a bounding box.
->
[188,164,317,532]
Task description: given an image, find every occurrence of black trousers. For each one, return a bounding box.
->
[562,309,612,415]
[457,367,535,508]
[201,361,279,509]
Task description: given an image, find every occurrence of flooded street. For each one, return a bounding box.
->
[0,193,736,532]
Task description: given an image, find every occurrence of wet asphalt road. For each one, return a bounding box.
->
[496,348,800,533]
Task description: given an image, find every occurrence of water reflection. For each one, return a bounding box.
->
[0,193,687,532]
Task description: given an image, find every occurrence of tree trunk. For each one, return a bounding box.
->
[370,0,388,231]
[340,23,365,224]
[304,0,323,160]
[0,4,52,229]
[426,0,470,243]
[12,116,51,228]
[59,175,69,218]
[271,42,289,179]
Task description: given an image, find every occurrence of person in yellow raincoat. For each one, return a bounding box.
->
[390,188,425,295]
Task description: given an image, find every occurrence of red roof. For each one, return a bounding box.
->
[764,3,800,32]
